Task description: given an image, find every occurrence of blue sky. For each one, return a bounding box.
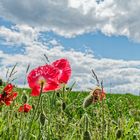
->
[46,31,140,60]
[0,0,140,94]
[1,16,140,60]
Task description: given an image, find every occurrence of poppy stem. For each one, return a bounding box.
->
[18,113,22,140]
[101,100,105,140]
[26,83,44,139]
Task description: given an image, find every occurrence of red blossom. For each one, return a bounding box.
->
[18,103,32,113]
[52,58,71,84]
[0,84,17,106]
[27,65,60,96]
[3,83,14,93]
[27,58,71,96]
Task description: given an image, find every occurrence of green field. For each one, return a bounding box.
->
[0,87,140,140]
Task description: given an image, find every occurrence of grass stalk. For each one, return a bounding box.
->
[26,83,43,139]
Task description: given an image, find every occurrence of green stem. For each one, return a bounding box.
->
[7,110,10,139]
[18,113,22,140]
[85,114,88,131]
[26,84,43,139]
[38,124,41,140]
[101,100,105,140]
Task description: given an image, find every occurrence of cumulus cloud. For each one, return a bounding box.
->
[0,24,39,46]
[0,25,140,94]
[0,0,140,41]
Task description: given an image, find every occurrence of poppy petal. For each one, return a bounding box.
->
[18,106,24,112]
[5,100,12,106]
[12,92,18,99]
[24,104,32,112]
[3,84,14,93]
[43,65,60,79]
[27,66,45,88]
[43,79,60,92]
[31,86,40,96]
[52,58,71,84]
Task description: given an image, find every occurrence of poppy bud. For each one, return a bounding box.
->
[65,87,70,91]
[15,112,18,118]
[0,106,2,112]
[116,129,123,139]
[22,94,28,103]
[0,79,3,86]
[133,134,138,140]
[40,113,46,126]
[32,104,35,110]
[134,121,139,127]
[83,95,93,108]
[83,131,91,140]
[56,92,60,97]
[62,102,66,110]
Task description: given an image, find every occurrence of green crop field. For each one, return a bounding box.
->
[1,86,140,140]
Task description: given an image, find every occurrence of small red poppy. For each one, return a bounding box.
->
[18,103,32,113]
[3,83,14,93]
[0,84,17,106]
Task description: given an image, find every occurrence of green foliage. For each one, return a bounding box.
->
[1,87,140,140]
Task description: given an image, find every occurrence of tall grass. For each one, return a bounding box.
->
[0,86,140,140]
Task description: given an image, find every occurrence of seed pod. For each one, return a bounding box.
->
[116,129,123,139]
[83,95,93,108]
[14,112,18,118]
[133,134,138,140]
[0,106,2,112]
[56,92,60,97]
[56,100,61,107]
[65,87,70,91]
[134,121,139,127]
[40,113,46,126]
[62,102,66,110]
[83,131,91,140]
[22,94,28,103]
[0,79,3,86]
[32,104,35,110]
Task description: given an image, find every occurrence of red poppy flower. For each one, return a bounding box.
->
[52,58,71,84]
[0,84,17,106]
[27,65,60,96]
[18,103,32,113]
[28,58,71,96]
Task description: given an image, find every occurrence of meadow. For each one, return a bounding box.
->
[0,86,140,140]
[0,59,140,140]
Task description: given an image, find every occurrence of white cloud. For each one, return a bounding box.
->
[0,0,140,41]
[0,25,140,94]
[0,25,39,46]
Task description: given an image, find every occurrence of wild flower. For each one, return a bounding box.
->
[0,83,17,106]
[27,58,71,96]
[18,103,32,113]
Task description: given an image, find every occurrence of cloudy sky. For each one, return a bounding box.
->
[0,0,140,94]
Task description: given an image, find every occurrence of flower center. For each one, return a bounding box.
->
[38,77,46,87]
